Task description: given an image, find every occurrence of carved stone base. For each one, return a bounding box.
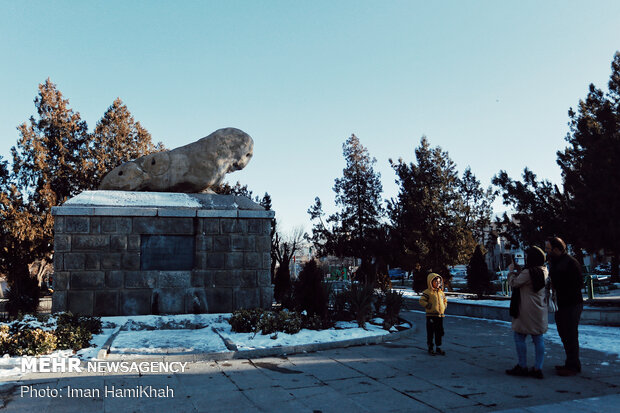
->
[51,191,273,316]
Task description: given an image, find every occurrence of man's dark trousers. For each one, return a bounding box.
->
[555,302,583,371]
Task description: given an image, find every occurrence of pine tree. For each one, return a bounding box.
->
[466,245,492,298]
[492,168,568,248]
[333,134,384,256]
[557,52,620,279]
[2,79,91,314]
[213,181,254,198]
[388,137,475,291]
[84,98,163,188]
[12,78,90,202]
[259,192,272,211]
[308,134,384,284]
[460,167,495,245]
[307,197,340,258]
[1,80,162,315]
[259,193,278,283]
[0,156,47,315]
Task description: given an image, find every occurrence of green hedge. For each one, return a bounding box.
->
[0,313,102,356]
[229,309,304,336]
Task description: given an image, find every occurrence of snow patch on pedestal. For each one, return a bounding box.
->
[64,190,203,208]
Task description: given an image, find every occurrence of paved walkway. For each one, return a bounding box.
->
[1,310,619,412]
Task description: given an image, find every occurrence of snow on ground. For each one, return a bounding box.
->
[401,289,511,307]
[1,308,617,379]
[0,314,398,376]
[2,314,58,331]
[443,313,620,361]
[0,355,26,378]
[102,313,228,329]
[546,323,620,360]
[0,349,75,379]
[111,328,230,355]
[450,297,510,307]
[403,288,620,359]
[112,318,393,355]
[223,321,390,351]
[94,314,234,356]
[76,328,117,360]
[400,288,620,307]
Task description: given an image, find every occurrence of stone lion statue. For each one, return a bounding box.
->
[99,128,253,193]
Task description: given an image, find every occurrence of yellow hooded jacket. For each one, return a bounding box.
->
[419,273,447,317]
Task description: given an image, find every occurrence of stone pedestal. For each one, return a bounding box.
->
[51,191,274,316]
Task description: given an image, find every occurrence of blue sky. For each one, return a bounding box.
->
[2,1,620,234]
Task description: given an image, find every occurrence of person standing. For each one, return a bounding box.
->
[545,237,584,376]
[505,246,549,379]
[419,273,448,355]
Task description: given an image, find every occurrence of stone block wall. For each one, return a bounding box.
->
[51,192,273,316]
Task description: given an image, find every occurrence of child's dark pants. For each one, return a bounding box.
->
[426,316,444,347]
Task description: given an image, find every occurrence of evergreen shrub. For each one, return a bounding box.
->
[56,313,103,335]
[278,310,303,334]
[273,264,292,304]
[0,312,101,356]
[0,323,57,356]
[55,325,92,351]
[228,308,264,333]
[5,275,41,318]
[301,312,334,330]
[256,311,279,335]
[383,289,404,329]
[229,309,303,335]
[348,283,375,328]
[467,245,493,298]
[375,272,392,293]
[373,291,385,317]
[331,290,351,321]
[12,328,58,356]
[293,260,328,319]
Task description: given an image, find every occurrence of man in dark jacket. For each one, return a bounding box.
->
[545,237,584,376]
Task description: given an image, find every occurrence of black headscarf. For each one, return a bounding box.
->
[526,246,546,292]
[510,246,546,319]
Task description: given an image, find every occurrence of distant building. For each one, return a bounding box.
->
[290,242,313,278]
[483,219,524,274]
[485,234,524,273]
[317,255,359,280]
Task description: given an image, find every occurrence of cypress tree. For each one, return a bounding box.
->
[273,264,292,305]
[84,97,163,188]
[293,259,328,318]
[467,245,493,298]
[259,193,278,283]
[1,80,162,315]
[460,167,495,245]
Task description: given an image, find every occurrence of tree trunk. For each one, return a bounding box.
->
[270,253,277,284]
[6,261,41,317]
[33,258,52,287]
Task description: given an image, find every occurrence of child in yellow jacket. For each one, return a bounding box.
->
[419,273,448,355]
